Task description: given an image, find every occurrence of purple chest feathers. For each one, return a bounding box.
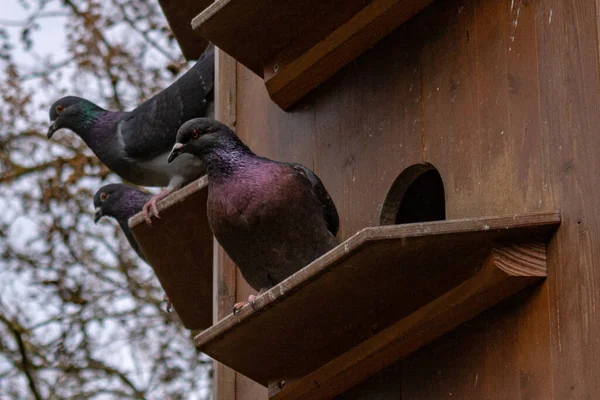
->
[207,168,301,235]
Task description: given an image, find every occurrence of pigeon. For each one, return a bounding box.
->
[93,183,151,262]
[168,118,340,313]
[49,45,215,225]
[93,183,173,311]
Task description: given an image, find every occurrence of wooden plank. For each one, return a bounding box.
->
[270,241,548,399]
[194,212,559,387]
[411,0,555,398]
[213,243,237,400]
[212,48,238,400]
[130,177,212,330]
[158,0,211,60]
[264,0,436,109]
[535,0,600,398]
[312,26,424,239]
[191,0,436,109]
[192,0,356,76]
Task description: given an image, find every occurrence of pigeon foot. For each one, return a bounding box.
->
[232,291,267,315]
[164,293,172,313]
[232,301,248,315]
[142,189,171,225]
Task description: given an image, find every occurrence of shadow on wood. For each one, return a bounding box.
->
[191,0,436,109]
[380,163,445,225]
[130,176,213,330]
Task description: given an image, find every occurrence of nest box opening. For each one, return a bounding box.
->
[380,164,445,225]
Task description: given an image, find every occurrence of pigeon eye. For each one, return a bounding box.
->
[191,129,200,139]
[100,192,109,201]
[55,105,64,113]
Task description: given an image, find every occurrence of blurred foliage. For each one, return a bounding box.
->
[0,0,211,398]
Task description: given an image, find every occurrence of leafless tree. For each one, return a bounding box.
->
[0,1,211,398]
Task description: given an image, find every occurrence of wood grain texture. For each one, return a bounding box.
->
[264,0,436,109]
[270,240,549,400]
[194,213,559,387]
[406,0,555,398]
[151,0,600,397]
[191,0,435,108]
[229,14,561,395]
[130,177,212,330]
[535,0,600,398]
[212,48,237,400]
[158,0,211,60]
[192,0,356,76]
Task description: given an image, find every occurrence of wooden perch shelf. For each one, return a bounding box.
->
[194,212,560,399]
[192,0,436,109]
[158,0,212,60]
[130,176,213,330]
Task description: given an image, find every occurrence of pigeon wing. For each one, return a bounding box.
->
[290,163,340,236]
[120,45,215,159]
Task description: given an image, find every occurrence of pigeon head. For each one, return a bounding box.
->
[48,96,106,139]
[93,183,150,223]
[168,118,248,164]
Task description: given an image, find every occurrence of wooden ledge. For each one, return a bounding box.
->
[158,0,212,60]
[192,0,436,109]
[193,212,560,397]
[130,176,213,330]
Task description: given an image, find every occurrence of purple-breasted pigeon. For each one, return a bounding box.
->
[168,118,339,313]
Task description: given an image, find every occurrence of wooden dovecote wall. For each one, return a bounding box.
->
[135,0,600,398]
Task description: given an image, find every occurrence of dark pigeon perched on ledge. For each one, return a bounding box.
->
[168,118,340,313]
[49,45,215,225]
[93,183,172,311]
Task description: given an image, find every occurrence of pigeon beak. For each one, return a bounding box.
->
[94,207,103,224]
[168,143,185,163]
[47,122,59,139]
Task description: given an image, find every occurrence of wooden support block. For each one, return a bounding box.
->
[130,176,213,330]
[193,212,560,394]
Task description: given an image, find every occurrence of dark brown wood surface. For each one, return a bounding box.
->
[535,0,600,397]
[158,0,211,60]
[191,0,436,109]
[200,0,600,397]
[270,241,549,400]
[192,0,358,76]
[212,48,238,400]
[194,213,559,387]
[130,177,212,330]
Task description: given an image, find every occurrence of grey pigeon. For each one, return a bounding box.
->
[93,183,173,311]
[168,118,339,312]
[93,183,151,262]
[49,45,215,225]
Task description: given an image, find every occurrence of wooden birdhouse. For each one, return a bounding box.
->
[130,0,600,398]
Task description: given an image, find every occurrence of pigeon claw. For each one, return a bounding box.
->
[164,294,173,313]
[232,294,260,315]
[233,302,248,315]
[150,197,161,220]
[142,202,154,226]
[142,189,171,226]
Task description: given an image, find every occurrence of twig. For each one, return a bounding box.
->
[0,314,43,400]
